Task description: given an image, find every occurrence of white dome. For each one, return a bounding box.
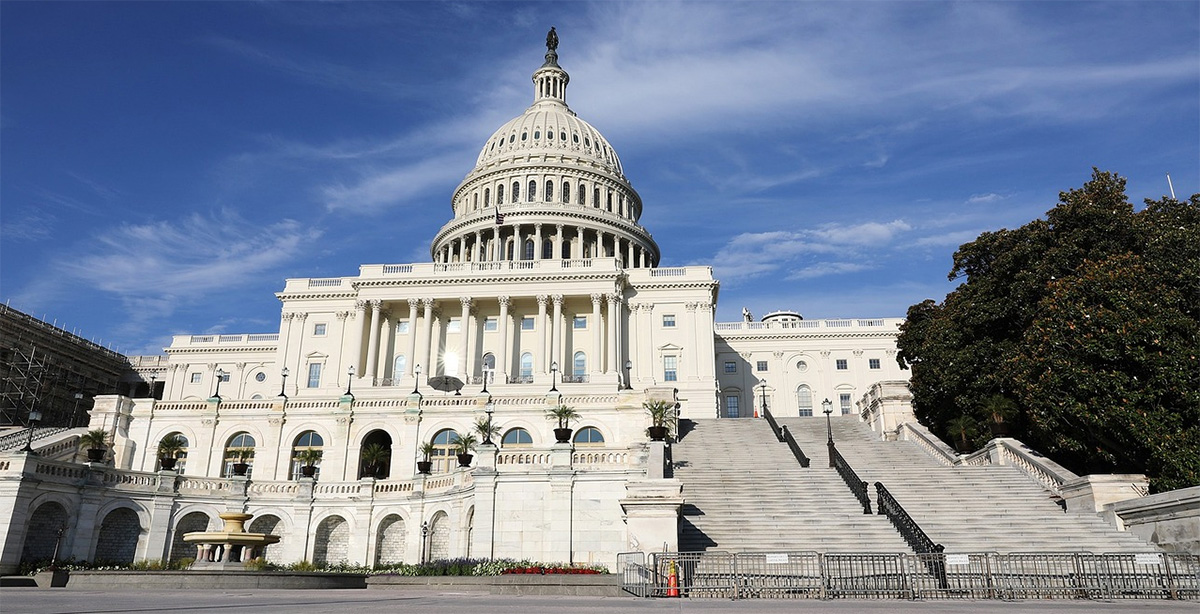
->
[475,101,624,178]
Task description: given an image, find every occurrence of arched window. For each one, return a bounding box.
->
[523,239,535,260]
[606,192,613,211]
[291,430,324,480]
[528,180,537,200]
[497,184,504,205]
[519,352,533,381]
[223,432,256,477]
[482,353,496,384]
[512,182,519,202]
[561,239,571,259]
[573,351,586,376]
[501,428,533,447]
[562,182,571,203]
[432,429,460,473]
[545,180,554,201]
[796,385,814,417]
[484,188,490,207]
[542,239,554,259]
[578,183,586,205]
[473,193,478,209]
[594,188,601,208]
[573,427,604,446]
[394,355,407,380]
[157,433,188,473]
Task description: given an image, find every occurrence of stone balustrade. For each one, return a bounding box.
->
[714,318,902,333]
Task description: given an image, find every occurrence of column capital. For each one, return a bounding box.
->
[408,297,420,309]
[460,296,474,309]
[551,294,564,306]
[607,293,622,305]
[355,300,368,311]
[336,311,350,321]
[295,312,309,322]
[685,302,698,312]
[369,299,383,310]
[590,293,604,306]
[282,312,296,321]
[421,297,436,309]
[498,295,511,308]
[537,294,549,308]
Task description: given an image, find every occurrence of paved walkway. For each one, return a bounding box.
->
[1,588,1196,614]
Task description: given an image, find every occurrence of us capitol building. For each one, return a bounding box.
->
[0,33,914,572]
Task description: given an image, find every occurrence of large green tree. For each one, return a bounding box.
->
[896,170,1199,491]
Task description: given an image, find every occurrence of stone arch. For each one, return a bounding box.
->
[247,514,283,561]
[168,511,212,563]
[94,507,142,564]
[463,506,475,559]
[20,501,69,563]
[428,510,451,561]
[375,514,406,566]
[313,515,349,566]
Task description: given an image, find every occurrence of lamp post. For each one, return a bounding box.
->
[822,398,835,468]
[481,366,492,394]
[71,392,83,428]
[419,520,430,563]
[483,400,495,445]
[148,374,157,399]
[549,361,558,393]
[624,360,633,390]
[279,367,289,398]
[344,365,355,397]
[212,369,227,401]
[758,379,768,419]
[412,364,422,395]
[22,409,42,454]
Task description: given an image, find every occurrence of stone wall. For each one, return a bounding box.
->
[313,515,348,565]
[20,501,68,563]
[168,512,211,563]
[375,514,406,565]
[94,508,140,564]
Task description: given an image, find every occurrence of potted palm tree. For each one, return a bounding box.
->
[231,448,254,476]
[296,448,322,478]
[455,433,478,467]
[983,394,1018,438]
[79,429,109,462]
[644,400,677,442]
[546,404,581,444]
[157,434,186,471]
[417,440,435,474]
[946,414,979,454]
[473,416,500,445]
[360,442,390,478]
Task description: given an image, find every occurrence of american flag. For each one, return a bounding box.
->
[495,207,504,225]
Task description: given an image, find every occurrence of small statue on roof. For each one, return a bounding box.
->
[546,26,558,52]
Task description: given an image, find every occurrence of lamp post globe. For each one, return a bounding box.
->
[549,361,559,393]
[484,401,495,445]
[412,364,422,395]
[279,367,290,398]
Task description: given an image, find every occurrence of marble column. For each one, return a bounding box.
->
[458,297,472,378]
[348,301,367,376]
[536,295,549,374]
[551,294,564,372]
[497,296,511,380]
[420,298,435,377]
[607,294,620,377]
[364,300,383,379]
[591,293,603,376]
[406,299,419,378]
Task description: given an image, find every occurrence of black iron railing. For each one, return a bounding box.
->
[831,445,872,514]
[763,407,784,442]
[876,482,943,555]
[779,425,811,468]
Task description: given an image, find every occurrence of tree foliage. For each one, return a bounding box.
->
[896,170,1199,491]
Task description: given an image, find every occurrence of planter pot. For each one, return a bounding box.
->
[86,448,106,462]
[158,457,178,471]
[416,461,433,474]
[232,463,250,476]
[457,453,474,467]
[554,428,573,444]
[647,426,669,441]
[300,465,317,478]
[988,421,1012,438]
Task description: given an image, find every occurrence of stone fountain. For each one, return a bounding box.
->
[183,512,280,569]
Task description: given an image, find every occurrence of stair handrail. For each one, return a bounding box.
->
[779,425,810,468]
[875,481,943,555]
[762,406,784,442]
[831,445,872,514]
[962,438,1079,498]
[896,422,958,466]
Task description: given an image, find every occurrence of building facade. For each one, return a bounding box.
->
[0,34,910,573]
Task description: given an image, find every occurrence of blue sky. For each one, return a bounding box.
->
[2,1,1197,356]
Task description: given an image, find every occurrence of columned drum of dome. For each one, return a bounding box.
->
[432,32,659,269]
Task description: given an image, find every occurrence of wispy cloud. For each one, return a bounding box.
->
[966,193,1005,204]
[708,220,912,282]
[321,153,468,213]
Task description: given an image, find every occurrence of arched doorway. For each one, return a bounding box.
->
[375,515,406,566]
[313,515,348,566]
[168,511,211,563]
[95,508,141,564]
[21,501,69,564]
[359,430,393,479]
[248,514,282,561]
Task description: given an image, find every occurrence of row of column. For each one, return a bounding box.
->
[436,223,653,268]
[349,294,626,384]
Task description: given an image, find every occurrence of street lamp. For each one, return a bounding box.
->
[148,374,157,399]
[412,364,422,395]
[549,361,559,393]
[212,369,227,401]
[71,392,84,427]
[758,379,768,419]
[278,367,289,398]
[483,400,495,445]
[822,398,835,467]
[344,365,355,397]
[481,365,492,394]
[420,521,430,564]
[624,360,633,390]
[22,409,43,454]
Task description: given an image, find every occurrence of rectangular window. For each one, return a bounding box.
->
[662,314,676,328]
[307,363,322,388]
[836,359,848,370]
[190,372,201,384]
[396,321,410,334]
[756,360,768,372]
[869,358,881,370]
[840,393,853,415]
[521,317,535,331]
[219,372,230,382]
[724,361,737,374]
[573,316,587,329]
[725,396,740,418]
[313,323,327,336]
[484,317,498,332]
[663,356,678,382]
[447,318,461,333]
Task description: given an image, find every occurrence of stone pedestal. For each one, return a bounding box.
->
[620,479,683,554]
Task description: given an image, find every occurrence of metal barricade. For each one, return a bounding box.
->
[736,551,824,599]
[1086,553,1171,599]
[651,551,738,599]
[995,552,1099,599]
[1164,553,1200,600]
[823,553,910,599]
[907,552,998,600]
[617,551,651,597]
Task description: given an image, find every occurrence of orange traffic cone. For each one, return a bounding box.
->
[667,560,679,597]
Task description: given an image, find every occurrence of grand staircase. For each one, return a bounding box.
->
[674,417,1158,553]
